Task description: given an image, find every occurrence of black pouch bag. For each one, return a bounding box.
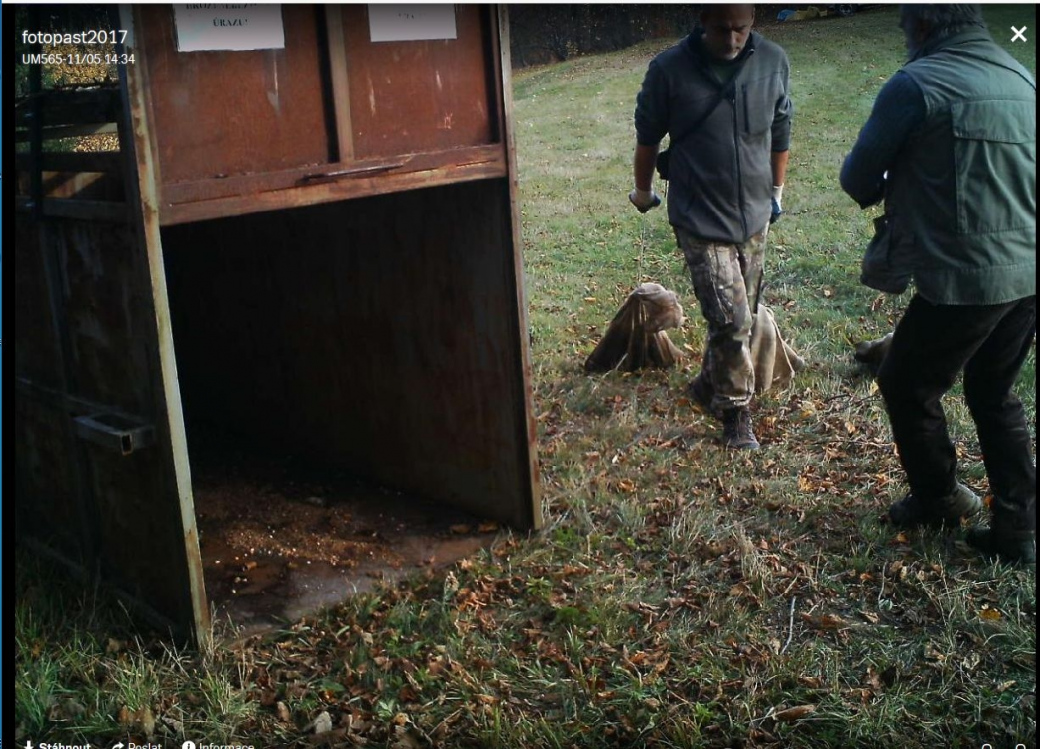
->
[860,214,911,294]
[656,149,672,181]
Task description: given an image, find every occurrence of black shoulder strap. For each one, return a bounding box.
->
[667,38,742,150]
[667,85,732,150]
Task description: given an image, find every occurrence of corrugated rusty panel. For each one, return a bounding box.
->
[162,179,538,529]
[341,5,496,159]
[139,4,332,184]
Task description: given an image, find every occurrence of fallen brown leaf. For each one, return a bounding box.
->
[800,612,847,630]
[276,701,291,723]
[774,704,816,722]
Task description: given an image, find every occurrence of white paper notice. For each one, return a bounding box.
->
[368,5,457,43]
[174,4,285,52]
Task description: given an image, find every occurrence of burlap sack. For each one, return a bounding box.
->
[584,283,685,372]
[750,304,806,393]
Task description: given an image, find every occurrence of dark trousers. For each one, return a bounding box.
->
[877,295,1036,530]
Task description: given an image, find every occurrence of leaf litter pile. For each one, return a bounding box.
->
[154,374,1031,748]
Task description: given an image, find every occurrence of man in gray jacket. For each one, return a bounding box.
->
[630,4,792,449]
[841,5,1035,564]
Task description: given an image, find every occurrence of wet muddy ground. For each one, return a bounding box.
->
[188,428,500,637]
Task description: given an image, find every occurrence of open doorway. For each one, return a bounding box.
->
[184,424,497,636]
[161,190,528,635]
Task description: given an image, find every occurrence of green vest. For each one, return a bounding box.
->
[890,30,1036,305]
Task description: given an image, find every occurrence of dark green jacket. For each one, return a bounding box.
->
[846,29,1036,304]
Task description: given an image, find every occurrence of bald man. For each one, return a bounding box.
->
[631,4,792,449]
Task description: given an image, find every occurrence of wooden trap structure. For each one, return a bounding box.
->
[14,4,541,644]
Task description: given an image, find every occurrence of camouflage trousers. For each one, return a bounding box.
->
[674,225,768,410]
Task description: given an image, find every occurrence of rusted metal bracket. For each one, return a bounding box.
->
[73,413,156,455]
[298,161,408,184]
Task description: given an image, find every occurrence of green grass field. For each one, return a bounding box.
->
[16,6,1036,748]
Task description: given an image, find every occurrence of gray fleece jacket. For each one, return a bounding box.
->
[636,30,792,243]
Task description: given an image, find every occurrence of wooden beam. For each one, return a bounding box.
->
[160,144,506,207]
[15,195,129,222]
[159,157,508,226]
[15,122,120,142]
[497,5,543,530]
[15,151,123,173]
[14,87,120,127]
[324,5,354,162]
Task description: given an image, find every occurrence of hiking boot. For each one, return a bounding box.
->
[721,407,759,450]
[853,333,893,376]
[966,526,1036,565]
[687,376,718,417]
[888,483,982,529]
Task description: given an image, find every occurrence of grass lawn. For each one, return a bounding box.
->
[16,6,1036,748]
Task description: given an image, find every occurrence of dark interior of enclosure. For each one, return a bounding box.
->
[161,181,531,632]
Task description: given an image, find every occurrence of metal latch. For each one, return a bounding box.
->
[73,412,156,456]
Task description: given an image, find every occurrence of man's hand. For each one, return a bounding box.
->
[629,188,661,213]
[770,184,784,223]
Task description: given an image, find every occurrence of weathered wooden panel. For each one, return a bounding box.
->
[82,440,198,625]
[16,170,125,202]
[341,5,497,159]
[40,172,122,201]
[157,149,507,225]
[163,180,538,529]
[139,4,332,184]
[15,217,89,559]
[17,212,200,634]
[43,221,153,413]
[15,397,85,559]
[14,220,63,387]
